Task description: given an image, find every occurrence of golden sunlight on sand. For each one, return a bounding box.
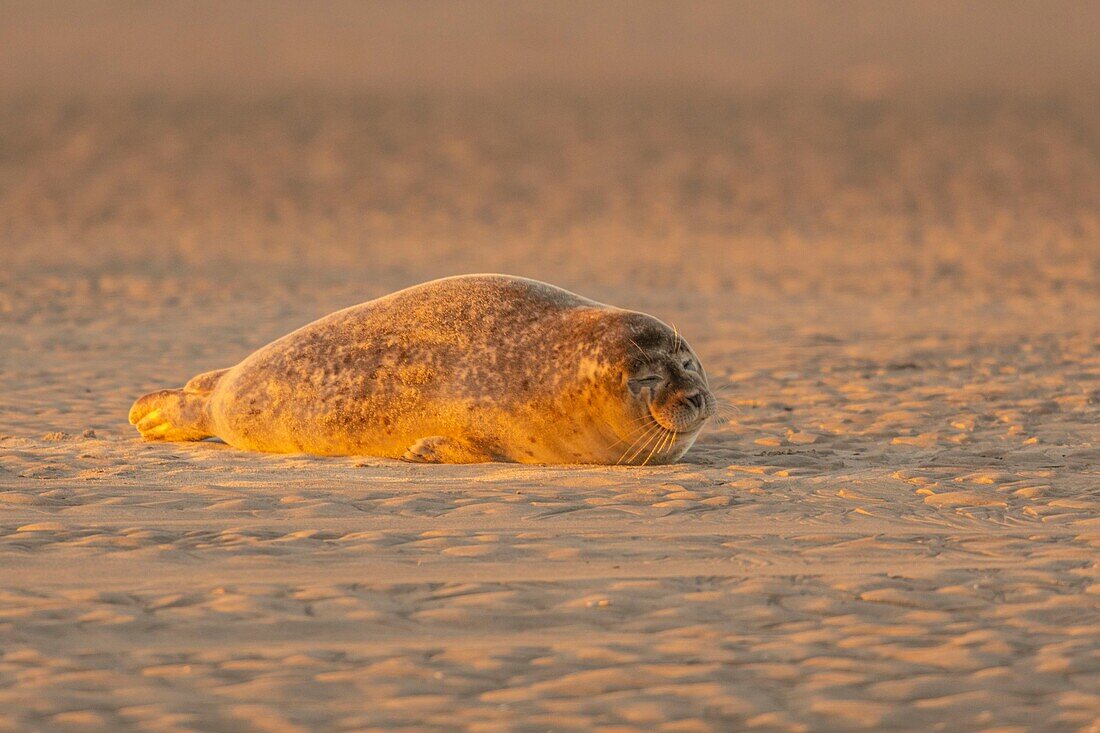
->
[1,3,1099,730]
[2,90,1097,732]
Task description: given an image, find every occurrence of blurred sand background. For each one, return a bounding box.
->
[1,2,1099,731]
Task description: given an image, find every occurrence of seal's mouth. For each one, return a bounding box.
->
[615,397,709,465]
[648,390,714,433]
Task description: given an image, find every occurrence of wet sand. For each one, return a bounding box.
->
[1,93,1098,731]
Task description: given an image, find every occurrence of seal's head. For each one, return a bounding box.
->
[606,313,715,464]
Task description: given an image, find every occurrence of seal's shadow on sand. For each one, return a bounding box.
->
[685,433,838,473]
[188,427,754,470]
[681,440,750,467]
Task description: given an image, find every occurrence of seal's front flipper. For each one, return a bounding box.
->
[401,436,494,464]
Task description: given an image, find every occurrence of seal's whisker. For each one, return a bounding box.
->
[605,418,657,451]
[629,424,651,464]
[625,423,666,465]
[642,424,664,464]
[713,395,742,415]
[617,421,653,439]
[663,428,678,458]
[625,414,663,429]
[641,427,670,466]
[617,423,662,465]
[663,428,678,456]
[647,428,675,465]
[628,425,666,465]
[627,339,652,364]
[620,431,654,466]
[670,322,686,353]
[604,433,630,451]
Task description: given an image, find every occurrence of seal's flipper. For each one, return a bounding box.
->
[184,368,229,395]
[129,388,213,441]
[401,436,493,464]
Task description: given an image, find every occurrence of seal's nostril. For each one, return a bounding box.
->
[686,393,704,410]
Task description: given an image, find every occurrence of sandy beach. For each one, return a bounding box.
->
[1,12,1099,730]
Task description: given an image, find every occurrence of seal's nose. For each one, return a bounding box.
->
[685,392,705,410]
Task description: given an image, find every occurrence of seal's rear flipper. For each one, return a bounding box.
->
[130,368,228,441]
[129,389,213,441]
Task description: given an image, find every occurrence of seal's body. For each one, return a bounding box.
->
[130,275,714,464]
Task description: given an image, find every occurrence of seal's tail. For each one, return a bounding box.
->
[129,368,227,441]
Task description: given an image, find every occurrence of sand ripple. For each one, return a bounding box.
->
[1,92,1098,731]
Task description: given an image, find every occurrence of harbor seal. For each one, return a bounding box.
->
[129,274,715,464]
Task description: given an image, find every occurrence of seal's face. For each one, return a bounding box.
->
[610,317,715,464]
[627,347,714,433]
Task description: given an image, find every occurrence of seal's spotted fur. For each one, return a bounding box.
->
[130,274,714,464]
